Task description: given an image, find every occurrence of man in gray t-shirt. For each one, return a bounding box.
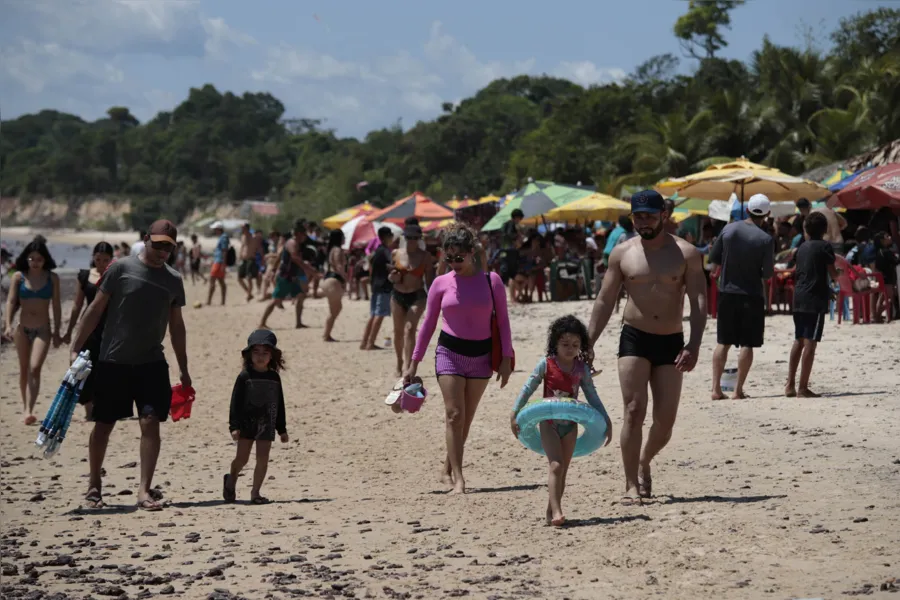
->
[71,219,190,511]
[708,195,775,400]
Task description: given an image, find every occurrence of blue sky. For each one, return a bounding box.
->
[0,0,890,138]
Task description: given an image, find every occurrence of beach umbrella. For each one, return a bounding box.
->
[481,181,594,232]
[446,195,499,210]
[35,351,92,458]
[323,202,377,230]
[420,219,456,233]
[821,168,855,188]
[523,193,631,224]
[827,163,900,211]
[655,157,829,203]
[366,192,453,225]
[341,216,402,250]
[826,166,875,193]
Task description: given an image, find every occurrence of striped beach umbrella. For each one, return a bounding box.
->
[481,181,593,232]
[366,192,454,225]
[323,202,377,230]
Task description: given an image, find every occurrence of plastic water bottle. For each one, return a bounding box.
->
[721,368,738,393]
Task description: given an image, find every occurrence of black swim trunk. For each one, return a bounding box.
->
[793,312,825,342]
[92,361,172,424]
[238,259,259,279]
[190,258,201,273]
[618,324,684,366]
[716,292,765,348]
[498,250,519,284]
[392,288,426,312]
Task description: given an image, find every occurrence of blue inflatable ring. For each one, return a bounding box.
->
[515,398,607,458]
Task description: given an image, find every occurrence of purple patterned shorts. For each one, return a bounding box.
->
[435,345,493,379]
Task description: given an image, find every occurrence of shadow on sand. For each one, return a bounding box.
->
[660,494,786,505]
[428,483,543,495]
[564,514,651,528]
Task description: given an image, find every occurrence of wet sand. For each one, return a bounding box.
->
[1,279,899,599]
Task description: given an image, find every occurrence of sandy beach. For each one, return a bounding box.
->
[1,279,899,599]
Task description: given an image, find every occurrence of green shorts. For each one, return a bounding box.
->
[273,276,304,300]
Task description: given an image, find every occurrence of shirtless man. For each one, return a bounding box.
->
[588,190,707,504]
[189,235,205,285]
[237,223,261,301]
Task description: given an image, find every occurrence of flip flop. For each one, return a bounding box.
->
[84,488,105,509]
[137,498,163,511]
[223,474,236,503]
[637,475,652,499]
[250,496,270,505]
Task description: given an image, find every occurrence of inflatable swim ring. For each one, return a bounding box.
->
[515,397,607,458]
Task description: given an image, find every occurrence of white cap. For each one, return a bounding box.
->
[747,194,770,216]
[210,221,224,230]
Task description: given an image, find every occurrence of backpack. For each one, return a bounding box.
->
[226,245,236,267]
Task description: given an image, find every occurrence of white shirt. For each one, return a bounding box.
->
[131,241,146,257]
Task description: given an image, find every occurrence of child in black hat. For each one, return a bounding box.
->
[224,329,288,504]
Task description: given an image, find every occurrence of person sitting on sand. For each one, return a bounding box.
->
[389,223,433,377]
[224,329,289,504]
[785,212,841,398]
[62,242,115,421]
[320,229,348,342]
[511,315,612,526]
[4,240,62,425]
[70,220,190,511]
[405,222,513,494]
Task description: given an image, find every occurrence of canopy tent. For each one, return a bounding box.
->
[655,157,829,203]
[323,202,377,230]
[366,192,453,225]
[482,181,593,232]
[341,216,402,250]
[522,193,630,224]
[827,163,900,211]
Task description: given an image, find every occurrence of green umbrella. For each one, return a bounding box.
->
[481,181,593,232]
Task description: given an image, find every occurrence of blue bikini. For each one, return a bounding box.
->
[17,275,54,341]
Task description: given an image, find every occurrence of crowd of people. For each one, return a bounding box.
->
[1,188,897,522]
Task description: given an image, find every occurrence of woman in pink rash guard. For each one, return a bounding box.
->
[404,223,514,494]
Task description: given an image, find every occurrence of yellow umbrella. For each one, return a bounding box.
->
[655,157,829,202]
[446,195,500,209]
[523,193,631,224]
[322,202,377,229]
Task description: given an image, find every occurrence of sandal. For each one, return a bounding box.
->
[223,474,236,503]
[250,495,270,505]
[137,498,163,511]
[84,488,105,509]
[149,488,164,502]
[637,474,652,499]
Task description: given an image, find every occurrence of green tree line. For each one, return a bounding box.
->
[1,5,897,228]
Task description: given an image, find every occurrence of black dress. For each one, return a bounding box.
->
[76,270,106,405]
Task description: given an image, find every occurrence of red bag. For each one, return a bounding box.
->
[486,273,515,373]
[170,384,196,422]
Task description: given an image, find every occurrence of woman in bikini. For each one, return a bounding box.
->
[320,230,347,342]
[62,242,114,421]
[4,240,62,425]
[389,223,433,377]
[404,222,513,494]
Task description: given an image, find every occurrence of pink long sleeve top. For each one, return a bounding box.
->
[411,271,513,362]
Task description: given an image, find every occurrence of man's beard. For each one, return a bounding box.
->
[637,222,664,240]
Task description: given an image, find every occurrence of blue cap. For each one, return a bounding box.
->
[631,190,665,213]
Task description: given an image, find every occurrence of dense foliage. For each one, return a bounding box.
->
[1,7,898,228]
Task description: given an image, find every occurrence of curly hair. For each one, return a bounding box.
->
[546,315,591,362]
[242,346,286,373]
[442,221,478,252]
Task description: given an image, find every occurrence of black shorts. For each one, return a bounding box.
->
[190,258,201,273]
[793,312,825,342]
[498,250,519,284]
[92,361,172,424]
[238,259,259,279]
[618,324,684,367]
[716,292,765,348]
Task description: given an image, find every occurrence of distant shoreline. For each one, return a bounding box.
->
[2,226,221,248]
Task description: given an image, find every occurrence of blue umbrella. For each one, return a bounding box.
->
[35,351,92,458]
[828,166,875,192]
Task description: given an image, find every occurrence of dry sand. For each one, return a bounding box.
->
[1,279,899,600]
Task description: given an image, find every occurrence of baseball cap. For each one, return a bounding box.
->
[747,194,771,216]
[242,329,278,354]
[211,221,224,230]
[148,220,178,245]
[631,190,666,214]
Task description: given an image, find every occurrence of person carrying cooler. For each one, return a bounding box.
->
[511,315,612,527]
[224,329,288,504]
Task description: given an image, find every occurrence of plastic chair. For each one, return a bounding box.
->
[834,257,883,324]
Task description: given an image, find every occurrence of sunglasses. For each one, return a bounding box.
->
[405,236,420,242]
[444,254,467,264]
[150,241,176,253]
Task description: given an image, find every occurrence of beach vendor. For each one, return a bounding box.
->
[510,315,611,527]
[588,190,707,504]
[70,220,190,511]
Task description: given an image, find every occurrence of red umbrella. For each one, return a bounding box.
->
[366,192,454,224]
[827,163,900,210]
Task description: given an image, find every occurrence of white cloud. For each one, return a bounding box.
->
[251,45,361,83]
[203,17,256,60]
[554,61,626,86]
[0,40,124,93]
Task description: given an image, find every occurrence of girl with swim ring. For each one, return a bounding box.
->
[510,315,612,527]
[224,329,289,504]
[405,222,513,494]
[4,240,62,425]
[389,222,433,377]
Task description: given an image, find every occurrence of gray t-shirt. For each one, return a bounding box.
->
[99,256,186,365]
[709,220,775,298]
